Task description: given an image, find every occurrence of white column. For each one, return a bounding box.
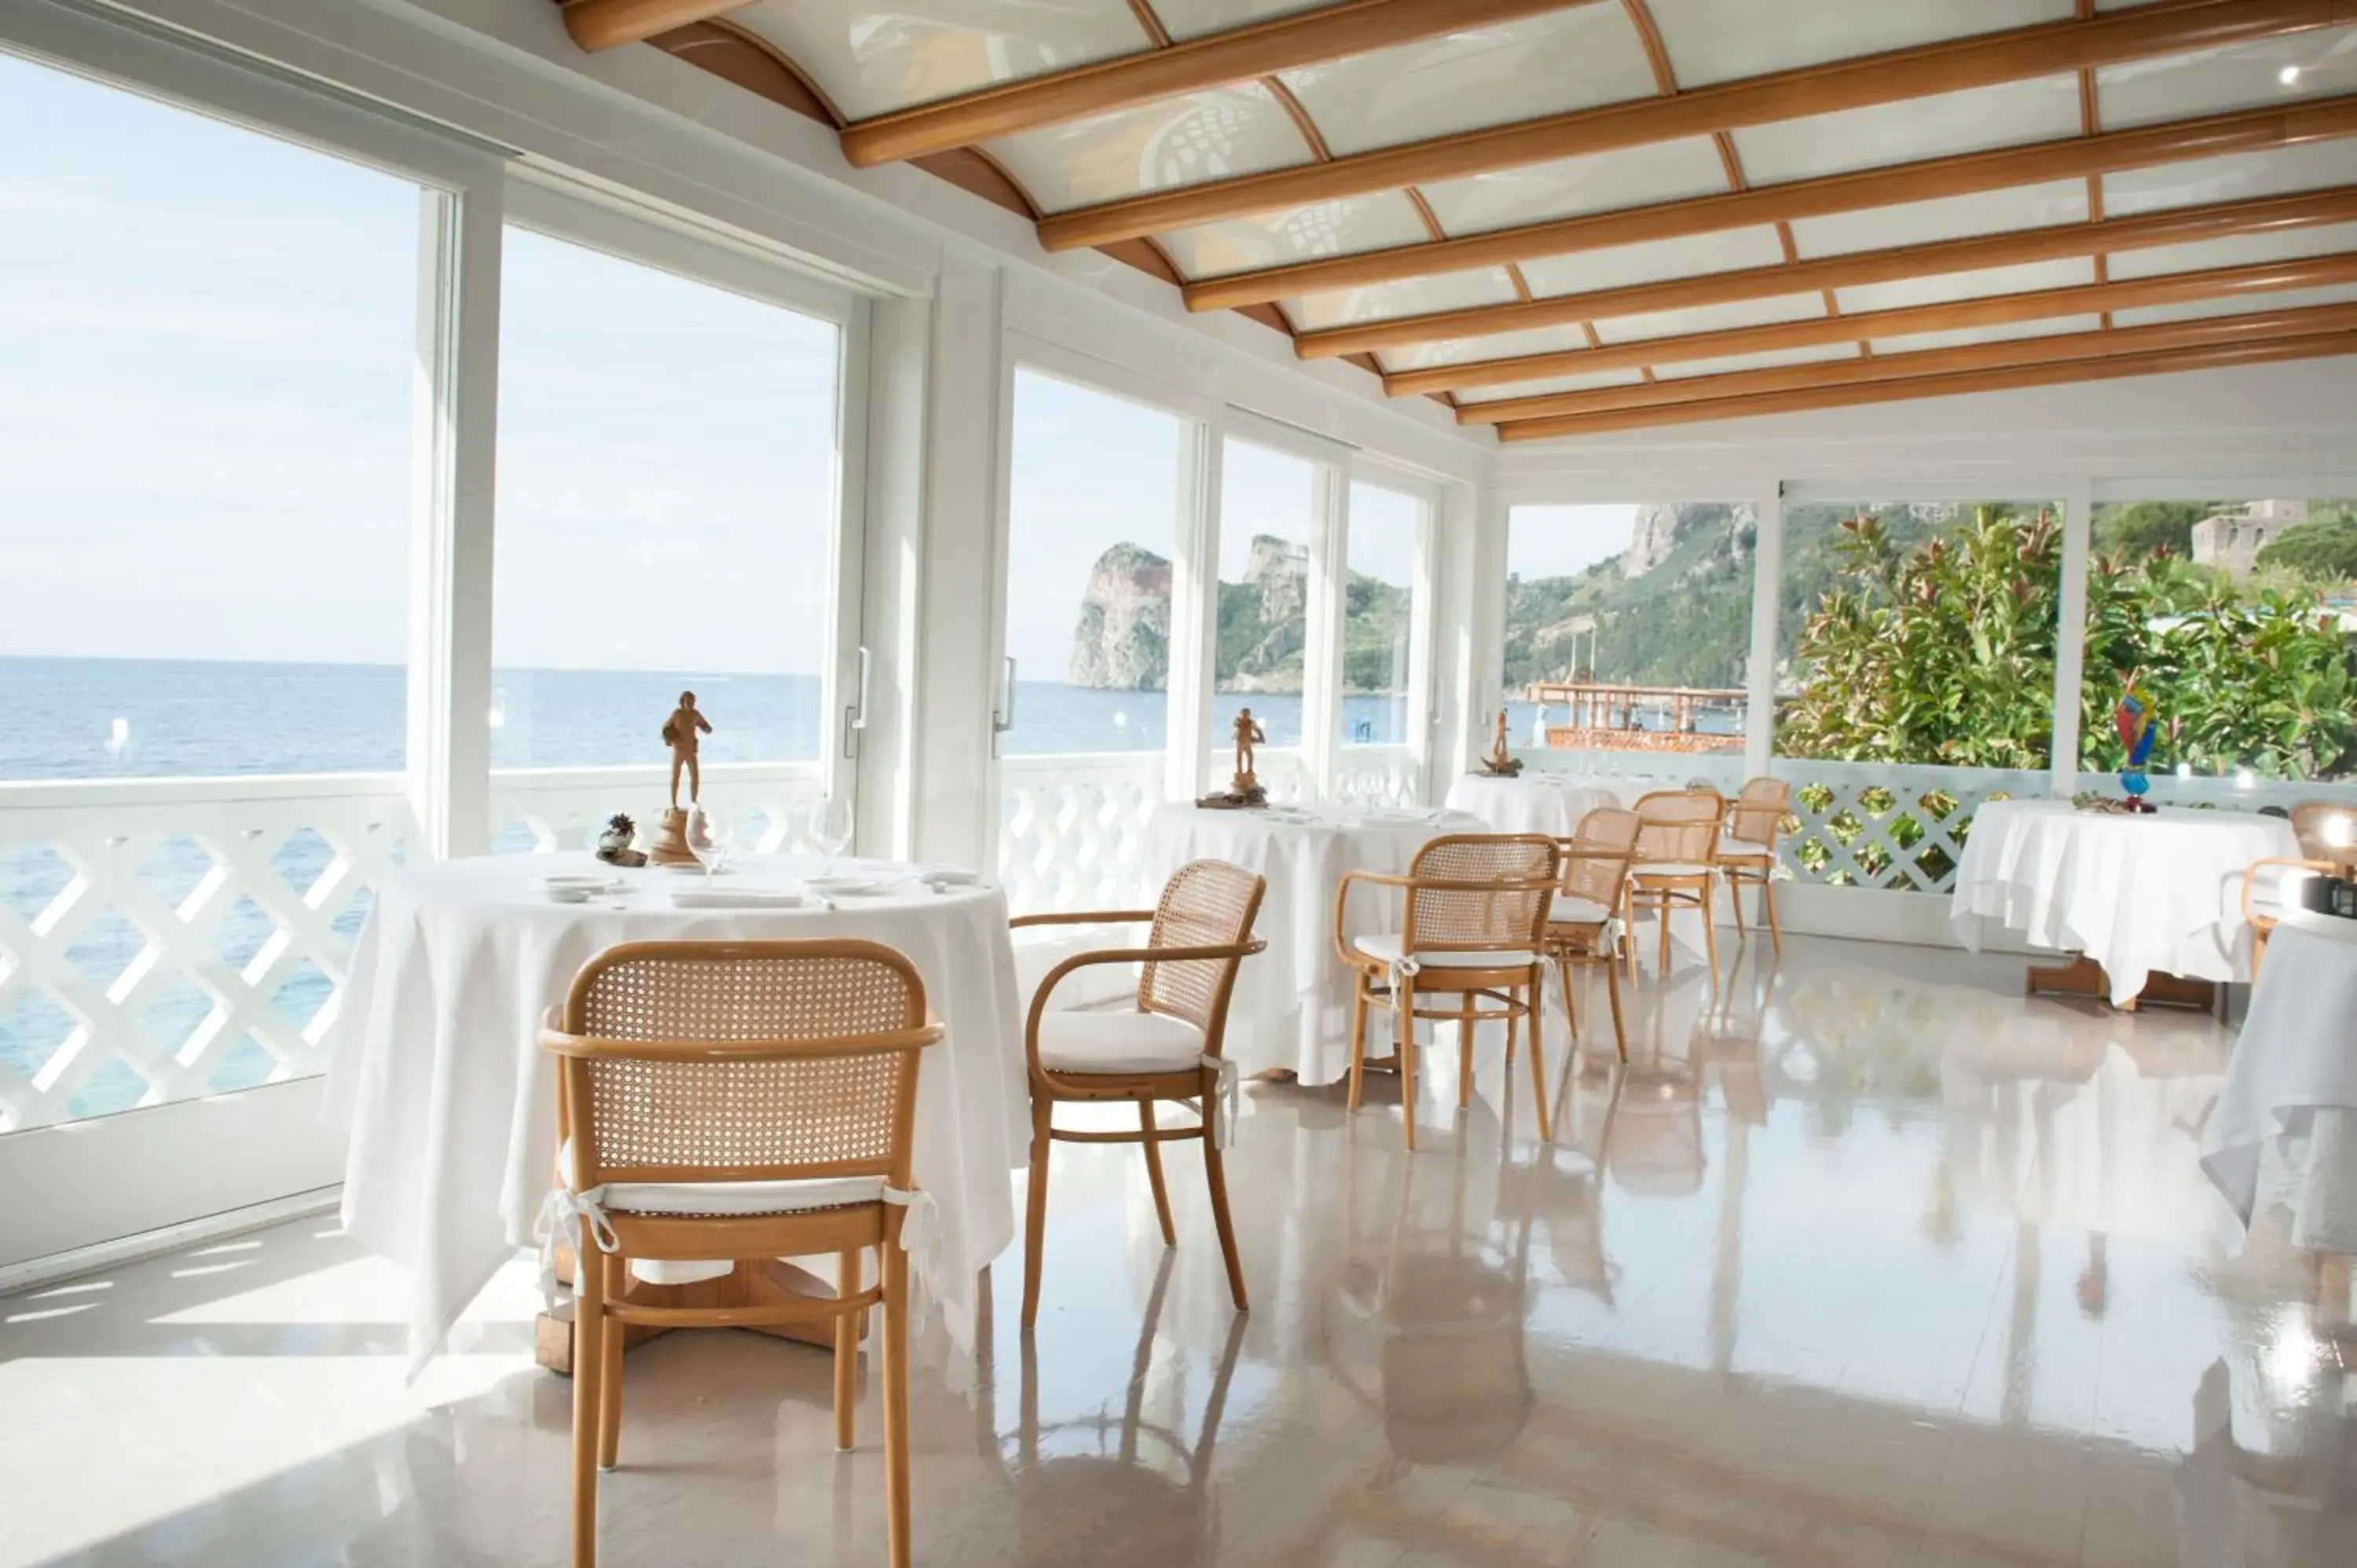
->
[855,292,929,863]
[1301,463,1348,800]
[1456,486,1510,775]
[1743,484,1784,779]
[405,177,501,860]
[2049,480,2095,799]
[1402,485,1440,804]
[1166,419,1220,802]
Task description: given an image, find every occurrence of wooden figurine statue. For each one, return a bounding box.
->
[662,691,713,808]
[1196,708,1270,809]
[1480,708,1523,777]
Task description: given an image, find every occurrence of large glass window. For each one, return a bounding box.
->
[1001,368,1185,755]
[2082,498,2357,790]
[1504,503,1754,761]
[1341,482,1421,747]
[0,54,423,1126]
[1212,439,1317,748]
[490,226,843,769]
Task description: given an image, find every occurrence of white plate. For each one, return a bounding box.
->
[806,875,887,896]
[540,874,621,895]
[920,867,983,886]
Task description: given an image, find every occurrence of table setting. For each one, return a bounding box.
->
[321,847,1028,1376]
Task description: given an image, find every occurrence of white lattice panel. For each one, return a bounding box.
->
[1770,762,2050,893]
[999,752,1165,915]
[490,762,828,857]
[0,775,416,1133]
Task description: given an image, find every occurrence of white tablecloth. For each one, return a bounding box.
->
[321,852,1027,1376]
[1142,803,1485,1084]
[1442,774,1623,837]
[2204,914,2357,1250]
[1948,799,2298,1006]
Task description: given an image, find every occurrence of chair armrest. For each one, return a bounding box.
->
[2244,857,2335,917]
[1010,909,1156,930]
[1026,940,1268,1064]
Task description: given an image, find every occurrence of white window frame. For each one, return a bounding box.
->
[1341,460,1443,800]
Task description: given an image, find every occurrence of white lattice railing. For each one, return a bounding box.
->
[1521,747,1749,794]
[490,761,828,855]
[999,751,1166,915]
[0,775,416,1133]
[1768,761,2050,893]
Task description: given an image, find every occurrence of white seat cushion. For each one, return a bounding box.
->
[1036,1009,1208,1074]
[558,1140,884,1217]
[1718,837,1772,860]
[1353,932,1541,968]
[1547,896,1616,926]
[1631,862,1715,878]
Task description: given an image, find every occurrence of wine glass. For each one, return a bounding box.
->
[812,796,854,874]
[685,802,731,881]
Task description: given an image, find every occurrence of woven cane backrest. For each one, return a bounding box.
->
[1633,789,1724,866]
[2291,800,2357,862]
[1562,808,1640,909]
[563,940,929,1185]
[1726,778,1791,849]
[1140,859,1266,1043]
[1404,834,1559,954]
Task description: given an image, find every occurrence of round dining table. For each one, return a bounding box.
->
[321,852,1027,1376]
[1142,802,1486,1085]
[1442,773,1625,837]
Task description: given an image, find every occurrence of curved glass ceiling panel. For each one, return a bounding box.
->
[1456,367,1647,403]
[2102,141,2357,219]
[1418,137,1728,236]
[1277,8,1656,159]
[1519,226,1788,299]
[1593,291,1827,346]
[1835,257,2096,315]
[1732,76,2081,187]
[1149,0,1329,41]
[2106,220,2357,280]
[1650,343,1860,379]
[984,81,1311,212]
[1646,0,2072,90]
[1868,314,2103,355]
[1157,192,1428,280]
[2110,279,2357,327]
[731,0,1150,123]
[2095,28,2357,130]
[1788,180,2088,258]
[1377,323,1597,375]
[1285,266,1519,332]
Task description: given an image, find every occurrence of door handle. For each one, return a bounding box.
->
[841,645,870,760]
[992,655,1017,735]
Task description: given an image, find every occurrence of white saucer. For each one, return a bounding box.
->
[807,874,887,896]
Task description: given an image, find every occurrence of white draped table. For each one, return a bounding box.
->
[322,852,1028,1376]
[1142,802,1484,1085]
[1442,773,1623,837]
[2204,914,2357,1251]
[1948,799,2297,1007]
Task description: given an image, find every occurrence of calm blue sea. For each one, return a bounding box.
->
[0,656,1411,1119]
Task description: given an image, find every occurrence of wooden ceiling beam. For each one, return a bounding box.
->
[1186,93,2357,312]
[560,0,751,51]
[838,0,1600,167]
[1492,328,2357,440]
[1043,0,2357,253]
[1459,300,2357,423]
[1390,250,2357,396]
[1295,186,2357,359]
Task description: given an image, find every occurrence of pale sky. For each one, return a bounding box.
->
[1508,504,1642,581]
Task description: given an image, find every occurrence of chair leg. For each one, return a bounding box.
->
[1525,971,1552,1144]
[1556,953,1579,1044]
[1457,991,1475,1112]
[1346,975,1369,1116]
[1140,1101,1176,1247]
[1021,1097,1052,1329]
[1202,1119,1248,1313]
[570,1251,606,1568]
[1505,991,1517,1067]
[1730,872,1748,938]
[1763,877,1783,955]
[1701,885,1721,994]
[1397,980,1418,1152]
[1604,953,1628,1063]
[881,1238,912,1568]
[834,1248,860,1453]
[596,1252,625,1471]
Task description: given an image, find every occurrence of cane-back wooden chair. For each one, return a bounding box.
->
[1337,834,1560,1152]
[540,939,940,1568]
[2242,856,2337,979]
[1546,807,1637,1063]
[1629,789,1726,991]
[1010,859,1267,1330]
[1717,777,1792,953]
[2290,800,2357,870]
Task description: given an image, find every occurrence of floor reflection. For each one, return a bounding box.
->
[4,936,2354,1566]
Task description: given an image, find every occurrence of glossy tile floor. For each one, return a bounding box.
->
[5,936,2354,1567]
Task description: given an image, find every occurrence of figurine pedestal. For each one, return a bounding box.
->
[647,807,697,866]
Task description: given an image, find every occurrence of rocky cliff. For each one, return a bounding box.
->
[1067,540,1172,690]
